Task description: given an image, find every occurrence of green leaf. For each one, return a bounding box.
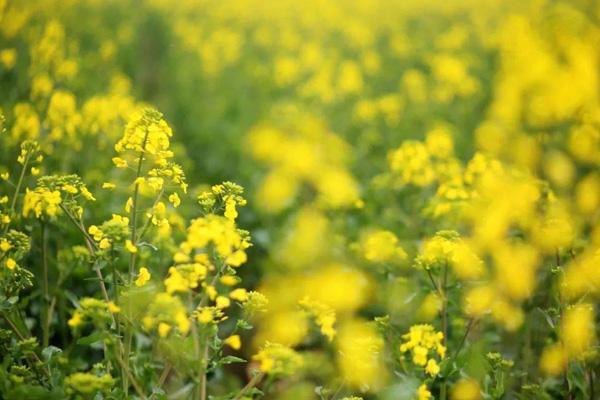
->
[218,355,246,365]
[41,345,62,362]
[77,332,104,345]
[236,319,253,330]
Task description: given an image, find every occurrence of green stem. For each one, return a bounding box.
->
[128,141,147,281]
[59,205,111,310]
[113,349,147,399]
[189,293,201,399]
[589,367,595,400]
[200,342,208,400]
[439,262,449,400]
[136,187,165,243]
[451,318,475,360]
[232,372,263,400]
[3,312,27,341]
[41,222,50,348]
[3,154,29,235]
[195,272,223,400]
[157,363,172,389]
[124,135,148,395]
[442,262,448,344]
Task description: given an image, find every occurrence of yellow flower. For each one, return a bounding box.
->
[99,238,111,250]
[0,239,11,252]
[112,157,128,168]
[399,324,445,370]
[62,184,78,194]
[125,197,133,213]
[299,297,336,341]
[107,301,121,313]
[224,334,241,350]
[135,267,151,287]
[216,296,231,309]
[224,197,237,220]
[125,239,137,253]
[220,275,238,286]
[451,379,481,400]
[361,229,407,263]
[229,288,248,302]
[252,342,303,376]
[22,188,62,218]
[68,311,83,328]
[5,258,17,270]
[102,182,116,190]
[168,192,181,208]
[561,304,596,358]
[197,308,214,324]
[417,384,432,400]
[158,322,172,338]
[425,359,440,376]
[539,343,567,376]
[0,49,16,69]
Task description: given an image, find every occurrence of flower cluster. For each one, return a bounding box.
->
[88,214,130,251]
[252,342,303,376]
[142,292,190,338]
[399,324,446,377]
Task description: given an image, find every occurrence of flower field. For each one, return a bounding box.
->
[1,0,600,399]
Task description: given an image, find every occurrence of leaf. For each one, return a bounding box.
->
[41,345,62,362]
[218,356,246,365]
[77,332,104,345]
[537,307,555,329]
[236,319,253,330]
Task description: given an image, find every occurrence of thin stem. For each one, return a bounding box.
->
[136,187,165,243]
[329,382,344,400]
[113,350,147,399]
[232,372,264,400]
[3,154,29,235]
[157,363,172,388]
[189,293,201,399]
[589,368,595,400]
[195,272,223,400]
[128,142,147,281]
[451,318,475,360]
[58,204,97,252]
[439,262,449,400]
[41,222,50,348]
[124,135,149,395]
[58,204,114,324]
[441,262,448,344]
[3,312,26,341]
[426,269,441,294]
[200,343,208,400]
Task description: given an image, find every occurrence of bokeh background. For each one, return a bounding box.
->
[3,0,600,398]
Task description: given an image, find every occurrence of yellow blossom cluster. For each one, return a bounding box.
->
[22,187,61,219]
[177,215,250,267]
[88,215,130,251]
[247,105,359,211]
[68,298,120,329]
[399,324,446,377]
[252,342,303,376]
[359,229,407,264]
[299,297,336,341]
[142,292,190,338]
